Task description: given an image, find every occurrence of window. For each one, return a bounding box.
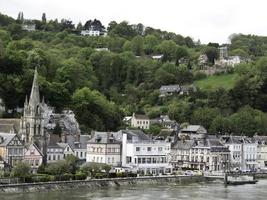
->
[158,147,162,152]
[53,155,56,160]
[108,157,110,163]
[147,158,151,163]
[57,155,60,160]
[136,147,140,152]
[147,147,151,152]
[127,157,132,164]
[48,155,51,160]
[30,149,35,155]
[112,157,114,163]
[142,158,146,163]
[80,152,83,157]
[138,158,141,163]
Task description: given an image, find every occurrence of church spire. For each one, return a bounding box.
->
[29,67,40,108]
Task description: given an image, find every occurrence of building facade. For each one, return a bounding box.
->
[121,131,172,175]
[131,113,150,130]
[86,132,121,166]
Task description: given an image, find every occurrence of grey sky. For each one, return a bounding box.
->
[1,0,266,44]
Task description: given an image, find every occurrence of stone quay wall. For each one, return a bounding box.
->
[0,175,209,193]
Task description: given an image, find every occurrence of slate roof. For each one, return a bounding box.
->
[68,134,90,149]
[172,139,195,150]
[0,133,16,147]
[133,114,149,120]
[159,85,180,93]
[181,125,206,133]
[121,129,150,141]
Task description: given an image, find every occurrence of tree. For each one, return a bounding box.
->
[72,87,121,132]
[131,35,144,56]
[175,46,189,65]
[191,107,220,130]
[11,162,31,177]
[204,46,219,65]
[144,34,160,54]
[157,40,177,62]
[17,11,24,23]
[42,13,47,23]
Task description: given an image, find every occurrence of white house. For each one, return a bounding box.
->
[86,132,121,166]
[255,136,267,170]
[121,130,172,175]
[222,136,242,170]
[131,113,150,130]
[22,24,36,31]
[242,139,258,171]
[81,30,101,36]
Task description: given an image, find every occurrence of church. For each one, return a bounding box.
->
[20,68,48,163]
[0,68,89,170]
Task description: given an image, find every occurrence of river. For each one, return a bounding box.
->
[1,179,267,200]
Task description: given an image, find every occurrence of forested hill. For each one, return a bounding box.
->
[0,12,266,136]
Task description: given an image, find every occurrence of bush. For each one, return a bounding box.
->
[75,171,87,180]
[32,174,53,182]
[54,173,73,181]
[95,173,103,179]
[193,71,207,80]
[116,172,126,178]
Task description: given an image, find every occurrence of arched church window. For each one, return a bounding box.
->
[26,123,30,142]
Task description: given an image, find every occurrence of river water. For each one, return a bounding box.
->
[1,179,267,200]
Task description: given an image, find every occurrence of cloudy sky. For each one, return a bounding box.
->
[1,0,266,44]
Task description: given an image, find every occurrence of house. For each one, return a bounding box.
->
[121,129,172,175]
[81,30,101,36]
[86,131,121,166]
[254,136,267,170]
[180,85,197,95]
[57,142,74,158]
[198,54,208,66]
[0,133,25,167]
[242,138,258,171]
[189,139,230,171]
[24,143,43,173]
[221,136,242,170]
[123,116,132,126]
[179,125,207,139]
[170,139,195,171]
[131,113,150,130]
[46,134,64,163]
[219,46,228,59]
[67,134,90,162]
[159,85,181,97]
[151,55,163,60]
[22,24,36,31]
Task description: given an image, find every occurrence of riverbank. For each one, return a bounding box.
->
[0,175,212,193]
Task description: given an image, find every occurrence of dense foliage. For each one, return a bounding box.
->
[0,12,266,136]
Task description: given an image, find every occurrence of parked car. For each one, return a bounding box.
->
[184,171,194,176]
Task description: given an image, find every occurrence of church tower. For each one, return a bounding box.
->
[20,68,47,163]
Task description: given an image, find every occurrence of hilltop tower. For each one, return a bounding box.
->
[20,68,47,163]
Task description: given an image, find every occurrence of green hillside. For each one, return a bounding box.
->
[194,73,240,91]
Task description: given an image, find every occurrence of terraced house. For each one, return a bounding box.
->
[0,133,25,167]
